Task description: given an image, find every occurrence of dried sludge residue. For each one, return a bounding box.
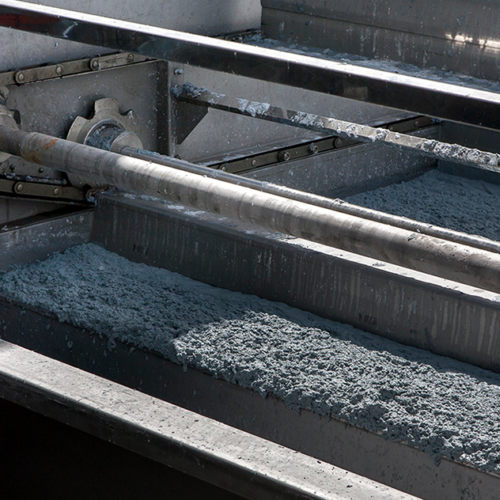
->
[1,243,500,473]
[347,170,500,241]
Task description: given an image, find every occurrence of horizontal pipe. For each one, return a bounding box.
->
[1,126,500,293]
[123,147,500,256]
[1,1,500,129]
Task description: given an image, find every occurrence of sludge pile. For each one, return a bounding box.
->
[1,243,500,473]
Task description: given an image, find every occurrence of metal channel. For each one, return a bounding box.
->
[261,0,500,82]
[1,1,500,129]
[92,194,500,374]
[207,117,432,174]
[174,85,500,171]
[0,340,418,500]
[2,298,498,499]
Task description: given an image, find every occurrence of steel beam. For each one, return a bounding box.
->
[0,1,500,129]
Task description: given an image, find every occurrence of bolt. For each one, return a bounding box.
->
[334,138,344,148]
[127,54,134,63]
[174,68,184,75]
[220,164,228,172]
[414,119,421,128]
[251,159,258,167]
[308,143,319,154]
[15,183,23,192]
[38,167,44,173]
[16,72,25,82]
[389,126,395,131]
[278,151,291,162]
[53,187,61,196]
[91,59,99,70]
[55,65,63,75]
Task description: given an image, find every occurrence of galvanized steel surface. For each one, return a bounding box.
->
[262,0,500,81]
[20,0,261,35]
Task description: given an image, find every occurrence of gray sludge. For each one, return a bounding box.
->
[347,170,500,241]
[1,243,500,474]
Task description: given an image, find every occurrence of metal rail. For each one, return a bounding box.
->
[0,341,418,500]
[174,85,500,171]
[1,1,500,129]
[2,125,500,293]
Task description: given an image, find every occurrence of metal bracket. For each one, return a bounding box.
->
[169,76,208,145]
[172,100,208,145]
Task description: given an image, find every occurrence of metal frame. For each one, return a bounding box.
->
[0,1,500,129]
[2,292,499,499]
[0,204,92,269]
[203,116,433,173]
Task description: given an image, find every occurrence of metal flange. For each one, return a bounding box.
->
[67,98,143,187]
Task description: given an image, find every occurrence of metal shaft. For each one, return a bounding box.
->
[123,147,500,256]
[1,125,500,293]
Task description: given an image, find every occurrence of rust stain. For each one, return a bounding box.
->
[22,149,41,164]
[44,138,58,150]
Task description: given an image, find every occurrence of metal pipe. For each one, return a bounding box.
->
[2,125,500,293]
[1,0,500,130]
[123,147,500,256]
